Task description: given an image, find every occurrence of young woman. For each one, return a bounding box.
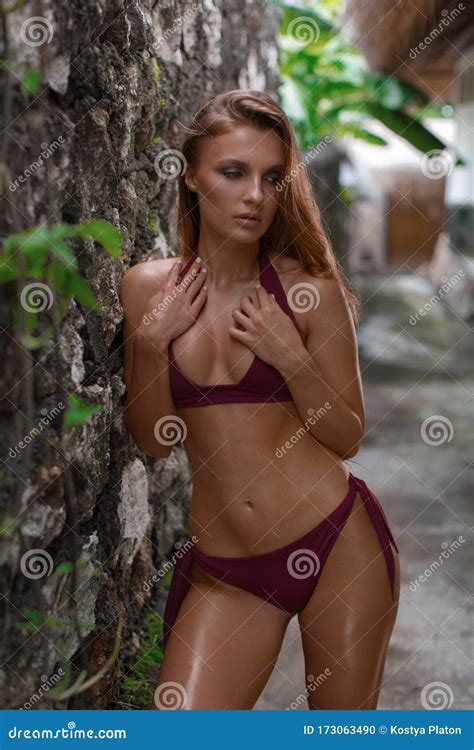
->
[120,89,400,710]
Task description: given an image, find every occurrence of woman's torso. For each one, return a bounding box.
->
[151,251,351,556]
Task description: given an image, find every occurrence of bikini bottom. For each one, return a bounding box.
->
[159,473,399,654]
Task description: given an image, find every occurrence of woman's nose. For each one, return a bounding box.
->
[243,177,264,202]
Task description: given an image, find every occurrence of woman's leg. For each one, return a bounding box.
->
[152,560,292,709]
[297,489,400,709]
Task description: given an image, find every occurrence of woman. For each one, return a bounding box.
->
[120,89,400,710]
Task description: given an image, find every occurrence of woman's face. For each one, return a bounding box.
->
[185,124,285,243]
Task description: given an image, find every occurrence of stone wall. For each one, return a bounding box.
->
[0,0,280,708]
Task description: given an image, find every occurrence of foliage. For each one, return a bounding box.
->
[275,0,457,158]
[121,611,164,709]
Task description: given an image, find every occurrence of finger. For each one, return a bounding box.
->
[229,326,248,342]
[239,295,257,315]
[180,262,201,289]
[254,284,272,307]
[231,309,249,327]
[188,272,207,301]
[186,266,207,295]
[189,283,208,311]
[166,258,182,289]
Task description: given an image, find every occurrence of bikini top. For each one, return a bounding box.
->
[167,247,303,409]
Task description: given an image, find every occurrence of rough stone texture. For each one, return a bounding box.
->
[0,0,280,708]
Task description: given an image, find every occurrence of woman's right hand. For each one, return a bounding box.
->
[137,257,207,348]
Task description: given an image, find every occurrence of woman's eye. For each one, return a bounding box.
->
[221,170,281,183]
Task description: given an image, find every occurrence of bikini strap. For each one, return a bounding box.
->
[176,252,196,283]
[258,248,298,326]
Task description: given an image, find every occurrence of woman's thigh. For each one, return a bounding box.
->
[297,490,400,709]
[153,560,292,709]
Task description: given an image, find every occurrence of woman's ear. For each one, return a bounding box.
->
[184,165,197,193]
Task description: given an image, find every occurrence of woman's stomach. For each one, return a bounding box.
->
[178,402,352,556]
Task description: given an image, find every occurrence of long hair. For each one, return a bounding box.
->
[177,89,360,324]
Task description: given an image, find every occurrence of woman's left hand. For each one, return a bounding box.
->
[229,285,304,369]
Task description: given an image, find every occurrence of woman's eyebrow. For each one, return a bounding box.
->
[215,158,284,170]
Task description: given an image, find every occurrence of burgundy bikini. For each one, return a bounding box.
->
[167,247,303,408]
[159,247,399,654]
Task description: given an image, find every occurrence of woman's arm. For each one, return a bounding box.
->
[120,262,177,459]
[278,277,365,460]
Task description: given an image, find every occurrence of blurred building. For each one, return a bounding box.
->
[342,0,474,318]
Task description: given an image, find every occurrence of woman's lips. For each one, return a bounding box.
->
[233,216,261,227]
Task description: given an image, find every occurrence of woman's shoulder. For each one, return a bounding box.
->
[121,256,178,289]
[267,251,302,280]
[269,251,339,287]
[119,257,179,313]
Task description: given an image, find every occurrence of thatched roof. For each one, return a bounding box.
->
[341,0,474,73]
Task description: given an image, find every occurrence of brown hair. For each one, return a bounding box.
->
[177,89,360,324]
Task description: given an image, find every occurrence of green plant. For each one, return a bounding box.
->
[1,219,121,347]
[121,611,163,709]
[275,0,460,159]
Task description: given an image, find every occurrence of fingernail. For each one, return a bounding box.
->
[196,256,202,262]
[255,282,261,288]
[201,267,207,273]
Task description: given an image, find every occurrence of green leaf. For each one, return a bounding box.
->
[0,253,18,282]
[54,561,75,575]
[337,122,388,145]
[48,263,100,310]
[19,327,54,349]
[72,220,122,259]
[364,102,448,154]
[54,559,87,576]
[22,609,44,629]
[49,238,78,269]
[4,227,49,254]
[63,394,104,431]
[21,68,42,96]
